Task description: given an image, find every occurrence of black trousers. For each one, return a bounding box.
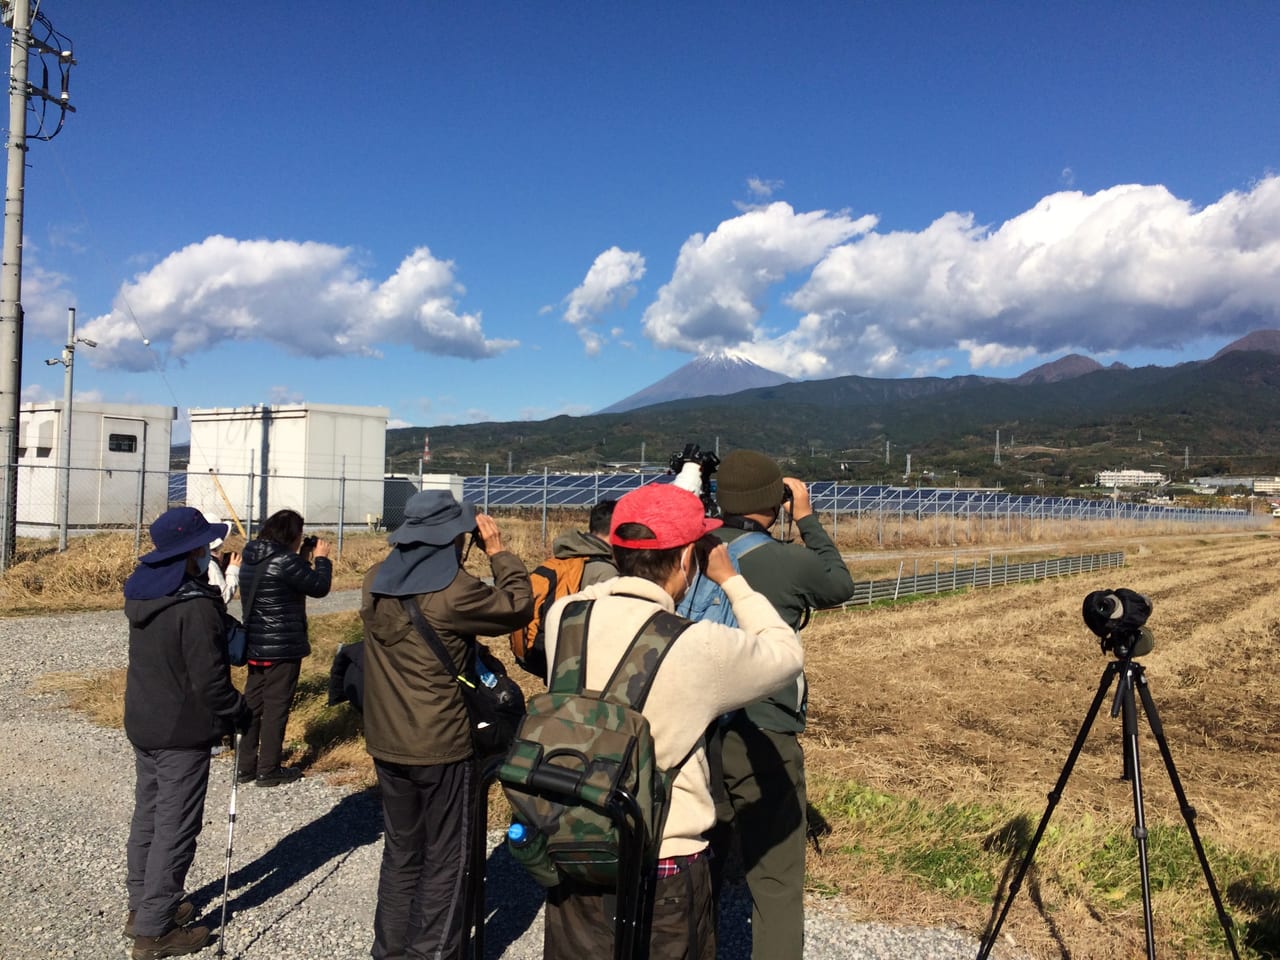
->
[372,757,473,960]
[544,856,715,960]
[126,746,212,936]
[237,659,301,778]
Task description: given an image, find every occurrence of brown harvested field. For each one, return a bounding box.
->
[803,530,1280,958]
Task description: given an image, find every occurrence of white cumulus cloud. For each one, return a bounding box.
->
[563,247,646,356]
[642,202,878,354]
[641,176,1280,379]
[76,237,516,371]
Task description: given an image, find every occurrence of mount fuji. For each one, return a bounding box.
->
[598,350,793,414]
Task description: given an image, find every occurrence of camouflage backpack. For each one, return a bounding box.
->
[498,597,692,888]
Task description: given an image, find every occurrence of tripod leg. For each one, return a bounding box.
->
[977,662,1118,960]
[1118,665,1157,960]
[1134,675,1243,960]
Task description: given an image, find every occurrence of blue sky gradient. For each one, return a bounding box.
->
[14,2,1280,434]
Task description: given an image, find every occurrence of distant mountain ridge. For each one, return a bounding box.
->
[598,350,792,414]
[1212,329,1280,359]
[604,330,1280,415]
[370,328,1280,483]
[1013,354,1130,385]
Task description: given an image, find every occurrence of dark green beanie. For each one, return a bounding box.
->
[716,450,784,516]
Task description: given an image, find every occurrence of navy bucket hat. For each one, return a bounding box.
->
[125,507,228,600]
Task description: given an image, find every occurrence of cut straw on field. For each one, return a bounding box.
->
[22,519,1280,958]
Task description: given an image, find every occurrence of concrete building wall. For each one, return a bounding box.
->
[16,401,176,534]
[188,404,388,532]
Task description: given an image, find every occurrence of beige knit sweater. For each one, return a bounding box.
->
[543,574,803,859]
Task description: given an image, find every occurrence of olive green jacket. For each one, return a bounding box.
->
[360,552,532,766]
[717,513,854,733]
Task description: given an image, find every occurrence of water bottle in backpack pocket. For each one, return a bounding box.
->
[506,820,560,888]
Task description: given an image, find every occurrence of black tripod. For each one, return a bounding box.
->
[977,654,1241,960]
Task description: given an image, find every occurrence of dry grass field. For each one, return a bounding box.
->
[14,515,1280,958]
[801,530,1280,959]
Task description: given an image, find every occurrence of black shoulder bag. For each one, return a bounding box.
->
[401,598,527,759]
[225,573,256,667]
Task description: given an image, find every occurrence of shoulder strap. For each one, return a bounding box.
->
[548,599,592,695]
[549,599,692,709]
[726,530,772,563]
[603,609,692,711]
[400,597,463,681]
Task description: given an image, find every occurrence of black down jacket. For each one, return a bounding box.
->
[240,539,332,661]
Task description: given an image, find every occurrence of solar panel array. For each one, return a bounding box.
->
[166,470,1255,526]
[462,472,1253,524]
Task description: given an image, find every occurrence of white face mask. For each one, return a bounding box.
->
[194,550,211,576]
[681,546,698,592]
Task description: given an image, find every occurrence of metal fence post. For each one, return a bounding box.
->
[245,467,255,540]
[484,464,490,513]
[337,469,346,558]
[832,482,839,540]
[134,467,146,554]
[541,467,549,546]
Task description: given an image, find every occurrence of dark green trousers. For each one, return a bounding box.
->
[710,716,807,960]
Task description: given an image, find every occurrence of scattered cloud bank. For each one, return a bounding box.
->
[76,237,517,371]
[43,176,1280,398]
[562,247,646,355]
[641,176,1280,379]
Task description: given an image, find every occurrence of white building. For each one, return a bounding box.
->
[16,400,176,537]
[1190,475,1280,494]
[1096,469,1167,487]
[187,403,388,533]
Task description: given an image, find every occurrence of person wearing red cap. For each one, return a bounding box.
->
[540,482,804,960]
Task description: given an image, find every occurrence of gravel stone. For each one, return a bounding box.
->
[0,593,1029,959]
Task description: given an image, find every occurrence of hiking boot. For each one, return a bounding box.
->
[124,900,196,938]
[130,923,210,959]
[235,770,256,784]
[255,765,302,787]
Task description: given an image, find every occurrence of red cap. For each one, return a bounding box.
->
[610,482,722,550]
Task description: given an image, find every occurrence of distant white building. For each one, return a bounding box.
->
[1190,475,1280,494]
[16,400,176,536]
[1096,469,1167,487]
[187,403,388,533]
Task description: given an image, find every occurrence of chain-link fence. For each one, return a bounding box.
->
[9,465,1269,552]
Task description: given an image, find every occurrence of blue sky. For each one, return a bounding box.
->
[13,2,1280,437]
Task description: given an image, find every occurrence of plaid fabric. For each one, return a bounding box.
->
[654,848,705,879]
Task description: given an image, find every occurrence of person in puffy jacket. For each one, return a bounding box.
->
[235,509,332,787]
[123,506,252,960]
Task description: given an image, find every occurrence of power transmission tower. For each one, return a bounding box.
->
[994,429,1002,466]
[0,0,75,571]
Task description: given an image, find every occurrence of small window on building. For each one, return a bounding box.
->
[108,433,138,453]
[35,447,52,458]
[16,447,26,459]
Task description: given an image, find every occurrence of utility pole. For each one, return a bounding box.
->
[994,430,1002,466]
[45,307,93,550]
[0,0,75,571]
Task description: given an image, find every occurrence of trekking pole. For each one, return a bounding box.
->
[216,733,242,957]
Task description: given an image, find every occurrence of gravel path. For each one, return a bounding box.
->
[0,592,1028,959]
